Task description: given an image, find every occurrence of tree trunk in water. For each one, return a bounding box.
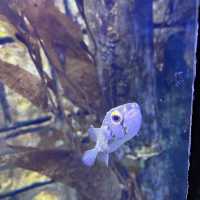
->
[84,0,197,199]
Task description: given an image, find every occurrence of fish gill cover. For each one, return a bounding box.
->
[0,0,198,200]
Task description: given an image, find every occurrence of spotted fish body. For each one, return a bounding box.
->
[82,103,142,167]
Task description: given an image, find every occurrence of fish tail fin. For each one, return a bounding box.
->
[98,152,109,167]
[82,148,98,167]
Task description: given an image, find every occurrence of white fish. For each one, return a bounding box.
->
[82,103,142,167]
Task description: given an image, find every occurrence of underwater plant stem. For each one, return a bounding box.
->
[75,0,97,62]
[0,180,54,199]
[0,115,53,140]
[0,82,12,124]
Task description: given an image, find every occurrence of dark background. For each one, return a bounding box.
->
[188,5,200,200]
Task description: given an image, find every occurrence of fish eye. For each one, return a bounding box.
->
[112,115,120,121]
[111,110,122,124]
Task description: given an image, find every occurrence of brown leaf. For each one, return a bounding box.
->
[0,59,47,110]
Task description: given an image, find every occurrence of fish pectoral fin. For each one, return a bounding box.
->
[98,152,109,167]
[88,126,102,142]
[88,126,97,142]
[82,148,98,167]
